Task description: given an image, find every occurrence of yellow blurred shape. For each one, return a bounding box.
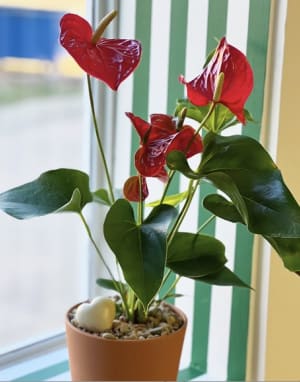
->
[0,56,82,77]
[0,0,85,14]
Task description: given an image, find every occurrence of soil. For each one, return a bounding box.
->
[68,300,184,340]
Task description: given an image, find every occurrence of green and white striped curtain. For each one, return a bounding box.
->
[111,0,271,380]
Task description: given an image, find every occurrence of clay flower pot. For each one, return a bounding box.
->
[65,302,187,381]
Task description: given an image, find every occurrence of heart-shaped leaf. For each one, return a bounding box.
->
[203,194,244,223]
[93,188,112,206]
[96,278,127,293]
[176,99,241,132]
[104,199,177,308]
[199,132,300,237]
[167,232,226,277]
[204,193,300,272]
[147,191,188,207]
[166,150,199,179]
[194,266,251,288]
[0,169,93,219]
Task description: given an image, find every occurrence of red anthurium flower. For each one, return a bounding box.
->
[180,37,253,123]
[126,112,203,179]
[123,175,149,202]
[60,13,142,90]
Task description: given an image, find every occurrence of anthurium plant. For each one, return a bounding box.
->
[1,10,300,323]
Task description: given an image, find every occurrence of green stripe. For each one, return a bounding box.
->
[206,0,229,51]
[227,0,271,379]
[130,0,152,176]
[13,360,69,382]
[188,0,229,376]
[159,0,189,304]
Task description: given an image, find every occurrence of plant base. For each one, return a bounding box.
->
[65,301,187,381]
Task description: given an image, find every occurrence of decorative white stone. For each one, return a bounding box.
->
[75,296,116,332]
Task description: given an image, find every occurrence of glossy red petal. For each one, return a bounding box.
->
[135,145,166,178]
[60,13,92,41]
[125,112,151,140]
[167,126,203,158]
[149,114,176,139]
[123,176,149,202]
[60,13,142,90]
[181,37,253,123]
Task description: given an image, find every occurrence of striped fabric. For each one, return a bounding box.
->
[114,0,271,381]
[0,1,271,381]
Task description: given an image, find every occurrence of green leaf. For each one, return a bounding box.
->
[167,232,226,277]
[96,278,127,293]
[93,188,112,206]
[203,192,300,272]
[199,132,300,238]
[203,194,245,224]
[175,99,211,130]
[0,169,93,219]
[194,266,251,288]
[166,150,199,179]
[104,199,177,309]
[175,99,241,133]
[265,237,300,271]
[147,191,188,207]
[57,188,82,212]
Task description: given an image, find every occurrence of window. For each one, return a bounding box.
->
[0,1,88,354]
[0,1,284,381]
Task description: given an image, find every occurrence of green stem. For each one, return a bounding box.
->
[167,178,199,245]
[162,269,172,289]
[197,214,216,234]
[79,212,130,316]
[166,102,217,245]
[127,287,137,321]
[137,174,144,225]
[159,170,175,205]
[87,74,115,204]
[161,275,181,301]
[185,101,216,154]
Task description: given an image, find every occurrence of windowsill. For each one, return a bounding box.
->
[0,334,70,381]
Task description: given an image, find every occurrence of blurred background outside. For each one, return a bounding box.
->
[0,0,88,353]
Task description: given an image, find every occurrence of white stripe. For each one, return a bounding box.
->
[113,0,136,188]
[207,219,236,379]
[226,0,250,52]
[148,0,171,115]
[185,0,209,79]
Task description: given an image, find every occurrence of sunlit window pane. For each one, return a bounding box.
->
[0,2,87,353]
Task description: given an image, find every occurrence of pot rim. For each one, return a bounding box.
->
[65,300,188,343]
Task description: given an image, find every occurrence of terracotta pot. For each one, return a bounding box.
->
[65,301,187,381]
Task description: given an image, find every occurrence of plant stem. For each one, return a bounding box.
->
[79,211,130,317]
[167,178,199,245]
[159,170,175,205]
[161,275,181,301]
[166,102,217,245]
[127,287,136,321]
[137,174,144,225]
[197,214,216,234]
[87,74,115,204]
